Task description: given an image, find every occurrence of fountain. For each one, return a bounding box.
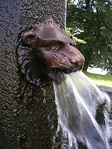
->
[1,0,111,148]
[19,19,112,149]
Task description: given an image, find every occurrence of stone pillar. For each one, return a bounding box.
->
[0,0,66,148]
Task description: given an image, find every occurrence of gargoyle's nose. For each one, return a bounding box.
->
[58,44,85,72]
[68,45,85,72]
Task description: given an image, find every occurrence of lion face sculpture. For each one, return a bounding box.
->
[17,19,84,86]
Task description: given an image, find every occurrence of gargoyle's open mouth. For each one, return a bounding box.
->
[17,19,85,86]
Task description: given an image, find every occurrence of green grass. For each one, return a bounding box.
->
[84,71,112,88]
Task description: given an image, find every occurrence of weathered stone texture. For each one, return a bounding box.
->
[0,0,65,148]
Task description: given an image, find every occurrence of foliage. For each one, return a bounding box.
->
[67,0,112,71]
[66,28,86,44]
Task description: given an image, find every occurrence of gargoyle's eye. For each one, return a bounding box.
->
[26,35,35,44]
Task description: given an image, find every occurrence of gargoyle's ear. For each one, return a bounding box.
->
[21,30,36,45]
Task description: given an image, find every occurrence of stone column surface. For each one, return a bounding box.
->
[0,0,65,148]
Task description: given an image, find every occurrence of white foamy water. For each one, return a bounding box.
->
[53,71,112,149]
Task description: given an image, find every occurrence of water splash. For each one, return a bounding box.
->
[53,71,112,149]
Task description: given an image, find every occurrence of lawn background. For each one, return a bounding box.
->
[84,72,112,88]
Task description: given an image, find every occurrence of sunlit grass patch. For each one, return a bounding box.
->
[84,71,112,88]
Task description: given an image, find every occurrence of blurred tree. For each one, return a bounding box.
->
[67,0,112,71]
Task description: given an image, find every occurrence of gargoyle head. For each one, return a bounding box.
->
[17,19,84,86]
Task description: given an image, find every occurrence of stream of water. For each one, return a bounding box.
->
[53,71,112,149]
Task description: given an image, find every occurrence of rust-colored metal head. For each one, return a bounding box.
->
[20,19,85,77]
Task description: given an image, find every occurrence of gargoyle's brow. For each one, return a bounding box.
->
[17,26,32,42]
